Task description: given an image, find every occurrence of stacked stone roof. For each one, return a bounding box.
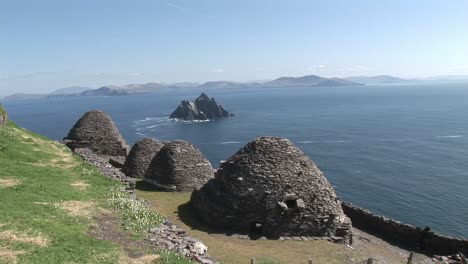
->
[143,140,214,191]
[64,110,129,156]
[123,138,166,178]
[191,136,352,241]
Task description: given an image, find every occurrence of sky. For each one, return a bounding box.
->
[1,0,468,95]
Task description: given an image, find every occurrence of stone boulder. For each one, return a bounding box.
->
[143,140,214,191]
[191,136,352,241]
[0,105,7,128]
[169,93,233,121]
[64,110,129,156]
[123,138,166,178]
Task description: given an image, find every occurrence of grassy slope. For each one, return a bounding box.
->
[0,121,191,264]
[0,121,122,263]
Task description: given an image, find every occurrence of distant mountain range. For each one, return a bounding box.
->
[81,75,361,96]
[4,74,468,101]
[49,86,90,95]
[2,86,91,101]
[2,75,362,101]
[342,75,416,85]
[195,75,361,90]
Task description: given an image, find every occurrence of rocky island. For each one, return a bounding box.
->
[169,93,234,121]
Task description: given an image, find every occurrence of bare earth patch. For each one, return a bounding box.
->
[0,179,21,188]
[55,201,95,218]
[18,130,79,169]
[88,211,158,263]
[0,230,49,247]
[70,180,90,190]
[31,154,77,169]
[0,246,27,264]
[119,253,160,264]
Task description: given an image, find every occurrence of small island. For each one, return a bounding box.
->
[169,93,234,121]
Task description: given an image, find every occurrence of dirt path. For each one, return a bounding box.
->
[88,210,160,263]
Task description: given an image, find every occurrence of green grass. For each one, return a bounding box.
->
[0,121,192,263]
[105,186,165,235]
[0,121,122,263]
[158,251,194,264]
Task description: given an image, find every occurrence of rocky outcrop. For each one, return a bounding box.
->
[169,93,233,121]
[170,101,209,121]
[191,137,352,242]
[0,105,7,127]
[143,140,214,191]
[193,93,232,120]
[64,110,129,156]
[123,138,166,178]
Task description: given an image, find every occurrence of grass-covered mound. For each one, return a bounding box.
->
[0,121,191,264]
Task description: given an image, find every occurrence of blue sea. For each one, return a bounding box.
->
[4,83,468,238]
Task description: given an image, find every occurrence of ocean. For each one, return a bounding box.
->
[4,83,468,238]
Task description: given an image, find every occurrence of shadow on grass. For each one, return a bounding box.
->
[136,180,265,239]
[177,201,266,240]
[135,180,156,191]
[135,181,216,232]
[176,201,236,235]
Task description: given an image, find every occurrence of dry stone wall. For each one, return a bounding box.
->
[342,202,468,256]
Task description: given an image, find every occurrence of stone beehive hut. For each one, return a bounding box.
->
[123,138,166,178]
[143,140,214,191]
[191,137,352,241]
[64,110,129,156]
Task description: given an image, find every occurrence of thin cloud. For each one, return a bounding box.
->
[212,69,225,73]
[167,3,181,10]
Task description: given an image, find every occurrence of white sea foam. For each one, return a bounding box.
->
[434,135,463,139]
[219,141,241,144]
[169,118,212,123]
